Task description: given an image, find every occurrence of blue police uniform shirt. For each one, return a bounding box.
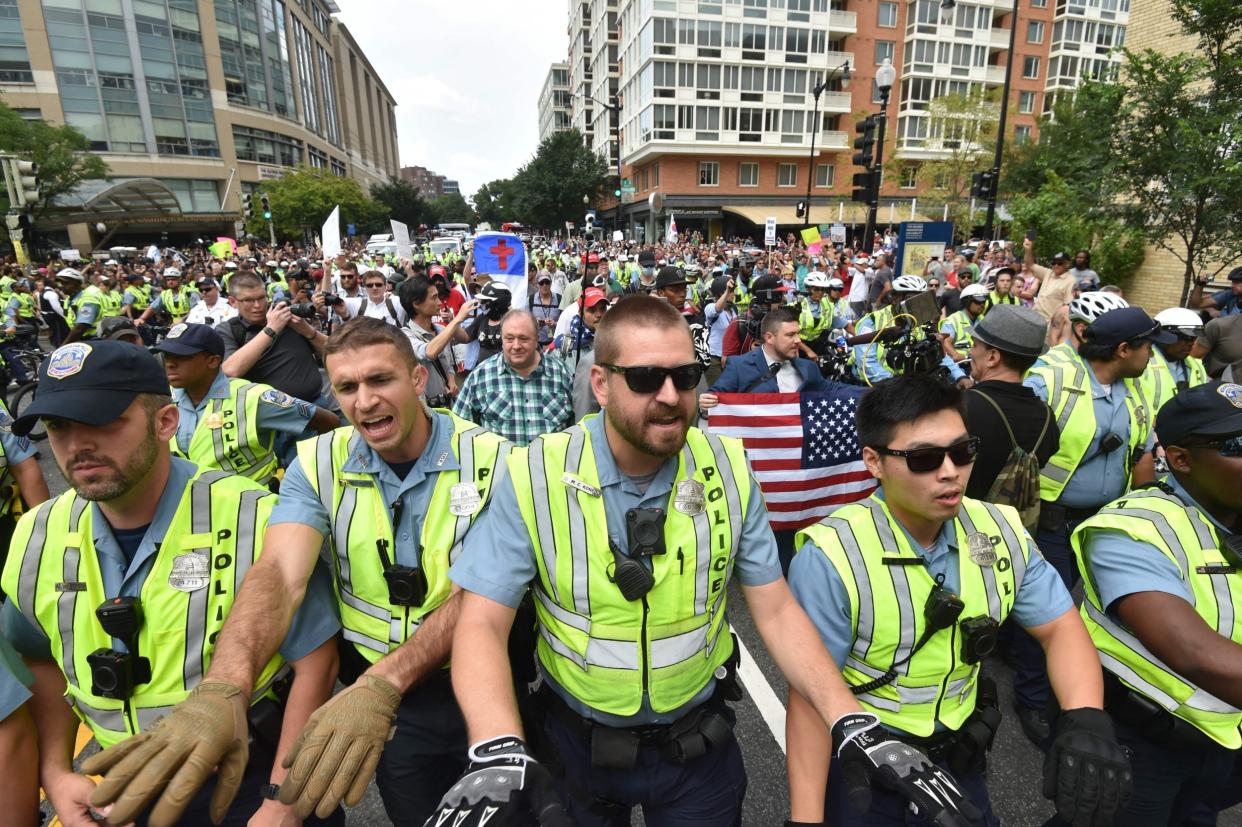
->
[854,314,965,384]
[272,409,461,569]
[1024,363,1156,509]
[71,292,100,327]
[1,457,339,663]
[0,414,37,468]
[1080,475,1226,617]
[0,632,32,721]
[788,489,1073,669]
[172,370,315,453]
[4,295,20,327]
[450,412,782,727]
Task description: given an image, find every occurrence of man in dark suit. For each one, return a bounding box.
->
[700,306,830,401]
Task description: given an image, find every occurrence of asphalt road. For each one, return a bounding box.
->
[29,445,1241,826]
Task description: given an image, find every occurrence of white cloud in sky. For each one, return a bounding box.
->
[334,0,567,199]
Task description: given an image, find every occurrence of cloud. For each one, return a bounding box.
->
[335,0,565,197]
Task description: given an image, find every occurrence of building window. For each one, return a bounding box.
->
[0,0,33,83]
[1031,0,1047,6]
[653,162,660,187]
[739,162,759,186]
[1018,91,1036,114]
[1027,21,1045,43]
[699,161,720,186]
[1014,125,1032,144]
[1023,55,1041,79]
[878,1,898,27]
[777,162,797,187]
[815,164,834,188]
[330,157,347,176]
[232,124,303,166]
[900,165,919,189]
[876,41,895,65]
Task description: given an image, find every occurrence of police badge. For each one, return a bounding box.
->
[967,532,997,567]
[168,551,210,592]
[673,479,706,516]
[449,482,482,516]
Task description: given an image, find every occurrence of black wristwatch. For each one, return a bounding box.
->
[260,783,280,801]
[262,325,277,338]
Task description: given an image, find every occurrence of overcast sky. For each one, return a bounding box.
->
[335,1,567,201]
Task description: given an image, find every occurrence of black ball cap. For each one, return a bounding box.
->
[12,340,171,436]
[1085,306,1177,348]
[654,266,687,289]
[1156,381,1242,447]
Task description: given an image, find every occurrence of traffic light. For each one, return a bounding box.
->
[613,176,622,199]
[852,116,878,168]
[260,193,272,220]
[796,201,807,219]
[851,169,878,204]
[971,170,997,200]
[8,159,39,208]
[241,192,253,220]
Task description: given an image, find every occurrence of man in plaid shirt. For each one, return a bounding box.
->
[454,310,574,445]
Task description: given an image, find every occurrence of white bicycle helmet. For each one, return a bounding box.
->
[1068,291,1129,323]
[55,267,84,282]
[960,283,990,302]
[1154,307,1204,339]
[804,272,832,290]
[826,277,845,290]
[892,274,928,293]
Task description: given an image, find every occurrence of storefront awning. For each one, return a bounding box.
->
[42,178,184,228]
[722,203,872,226]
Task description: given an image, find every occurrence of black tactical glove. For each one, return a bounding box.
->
[1042,708,1131,827]
[423,736,571,827]
[833,712,982,827]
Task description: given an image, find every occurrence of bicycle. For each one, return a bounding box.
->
[8,379,43,442]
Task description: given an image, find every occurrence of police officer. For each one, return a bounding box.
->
[1071,381,1242,825]
[1013,306,1170,744]
[786,374,1129,826]
[121,271,152,320]
[0,340,342,827]
[97,275,124,320]
[59,267,104,344]
[799,272,854,356]
[940,283,991,364]
[0,399,48,571]
[1146,307,1210,412]
[1036,291,1130,369]
[1,278,39,385]
[855,275,966,386]
[156,323,338,484]
[433,296,977,827]
[136,267,199,326]
[82,318,510,826]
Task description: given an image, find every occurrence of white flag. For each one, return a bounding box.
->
[668,213,678,243]
[390,219,412,259]
[321,205,341,258]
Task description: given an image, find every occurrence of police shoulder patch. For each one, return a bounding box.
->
[0,409,12,433]
[259,389,294,408]
[47,343,92,380]
[1218,383,1242,409]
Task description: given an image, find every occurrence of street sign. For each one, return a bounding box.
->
[764,216,777,247]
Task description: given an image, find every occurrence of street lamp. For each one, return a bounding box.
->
[573,92,624,235]
[804,60,850,229]
[941,0,1018,239]
[862,58,898,252]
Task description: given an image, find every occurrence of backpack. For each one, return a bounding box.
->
[969,389,1051,531]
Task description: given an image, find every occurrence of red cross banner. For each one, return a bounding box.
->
[472,231,529,310]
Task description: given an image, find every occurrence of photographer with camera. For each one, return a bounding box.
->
[398,276,477,409]
[0,340,342,827]
[787,374,1129,827]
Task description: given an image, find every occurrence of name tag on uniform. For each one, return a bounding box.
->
[882,557,923,566]
[562,474,601,497]
[1197,564,1236,575]
[55,581,87,592]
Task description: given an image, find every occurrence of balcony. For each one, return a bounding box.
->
[987,27,1011,49]
[827,10,856,33]
[986,65,1006,84]
[819,130,848,150]
[819,91,852,112]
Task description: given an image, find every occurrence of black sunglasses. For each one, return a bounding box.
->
[600,362,703,394]
[364,282,386,288]
[1181,435,1242,458]
[873,436,981,474]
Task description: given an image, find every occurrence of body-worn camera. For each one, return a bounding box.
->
[383,565,428,607]
[1100,432,1125,454]
[88,597,152,700]
[959,616,1000,664]
[626,508,666,557]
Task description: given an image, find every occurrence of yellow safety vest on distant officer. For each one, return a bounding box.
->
[161,287,193,323]
[69,286,105,338]
[12,292,36,322]
[296,413,508,664]
[1074,487,1242,747]
[1143,348,1210,414]
[942,310,976,353]
[508,418,750,717]
[1027,360,1150,502]
[799,297,834,342]
[124,283,152,313]
[796,496,1028,737]
[100,289,123,319]
[170,379,280,483]
[0,470,288,749]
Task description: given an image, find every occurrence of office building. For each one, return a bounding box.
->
[2,0,399,248]
[537,61,573,142]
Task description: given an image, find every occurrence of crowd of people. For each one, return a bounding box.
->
[0,225,1237,827]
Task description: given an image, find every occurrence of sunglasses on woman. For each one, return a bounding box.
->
[872,436,981,474]
[599,363,703,394]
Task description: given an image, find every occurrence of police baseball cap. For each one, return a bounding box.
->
[654,266,687,289]
[126,272,146,283]
[12,341,170,436]
[1156,382,1242,447]
[154,323,225,357]
[971,305,1048,358]
[1085,306,1176,348]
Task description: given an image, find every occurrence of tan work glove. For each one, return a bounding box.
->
[80,681,249,827]
[278,674,402,819]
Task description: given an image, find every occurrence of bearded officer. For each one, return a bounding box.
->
[80,318,511,826]
[1069,381,1242,825]
[430,295,979,827]
[786,374,1129,826]
[0,340,342,827]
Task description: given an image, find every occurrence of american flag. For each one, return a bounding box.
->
[708,389,876,531]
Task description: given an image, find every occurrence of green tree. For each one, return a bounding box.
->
[370,177,427,229]
[511,129,607,230]
[912,89,1000,238]
[1110,0,1242,302]
[472,178,516,228]
[424,192,475,227]
[0,101,108,218]
[247,166,387,241]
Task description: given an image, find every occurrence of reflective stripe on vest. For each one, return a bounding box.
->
[1027,360,1149,502]
[1073,488,1242,747]
[13,292,36,320]
[170,379,278,482]
[1146,349,1210,414]
[124,285,151,311]
[943,310,974,352]
[795,496,1028,736]
[296,414,508,663]
[0,470,286,749]
[101,290,123,318]
[162,288,192,321]
[509,419,750,716]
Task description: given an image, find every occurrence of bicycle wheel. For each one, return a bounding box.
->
[9,381,44,442]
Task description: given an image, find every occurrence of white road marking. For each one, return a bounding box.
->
[731,623,787,754]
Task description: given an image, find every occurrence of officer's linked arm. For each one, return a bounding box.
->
[450,590,524,742]
[786,686,832,824]
[26,661,89,810]
[1026,607,1103,711]
[365,587,463,692]
[1131,451,1156,487]
[12,456,49,509]
[308,406,340,434]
